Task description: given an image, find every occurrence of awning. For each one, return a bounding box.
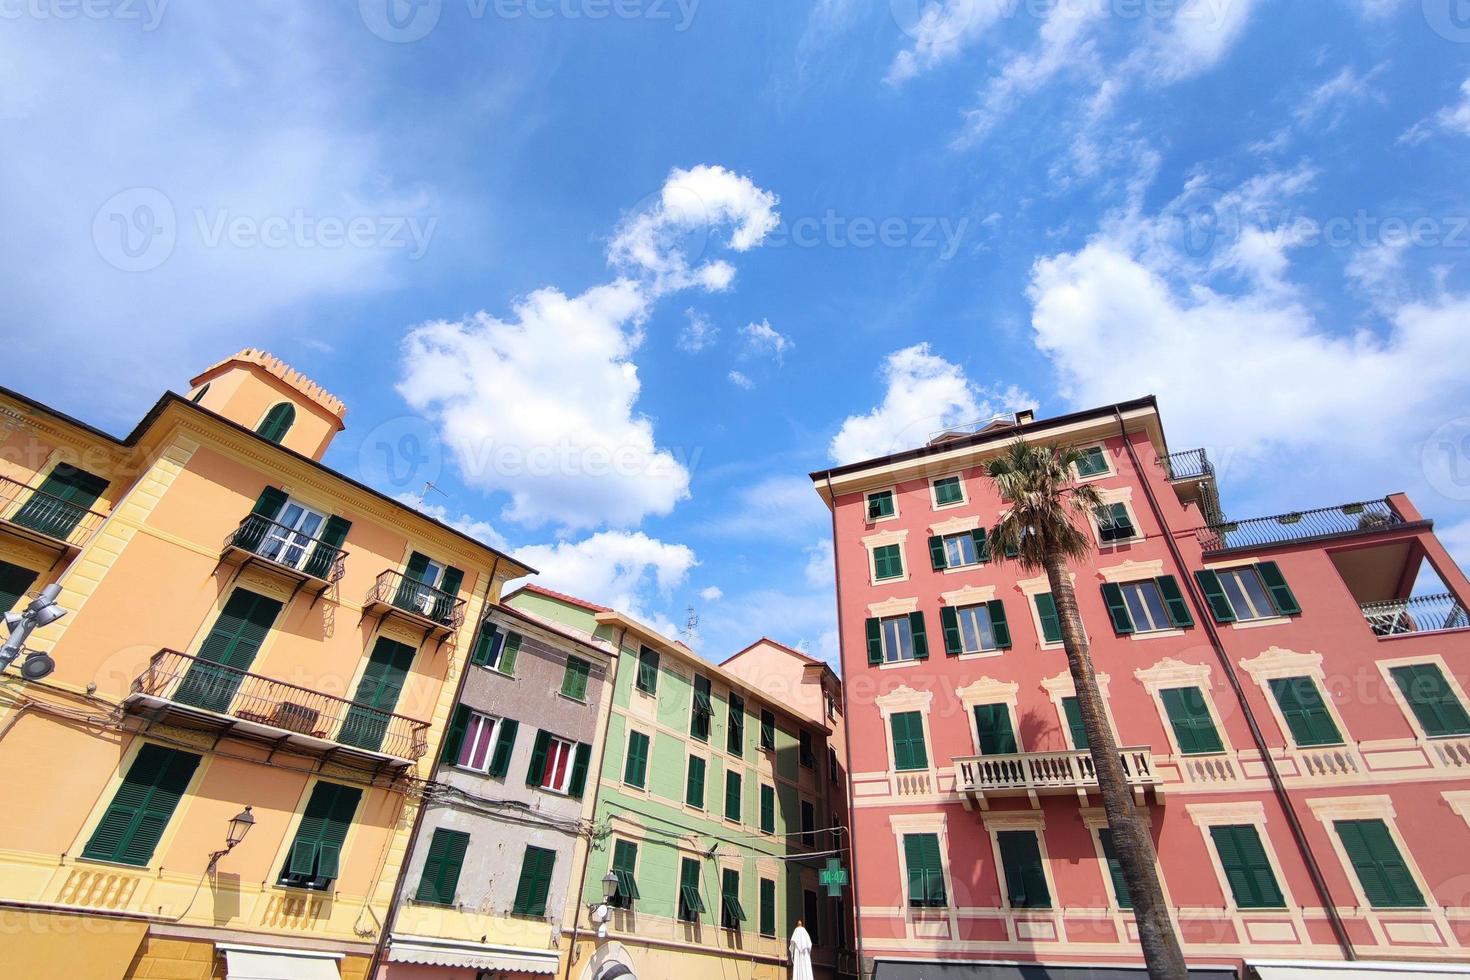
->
[874,962,1236,980]
[220,943,343,980]
[388,934,559,974]
[0,908,146,980]
[1252,961,1470,980]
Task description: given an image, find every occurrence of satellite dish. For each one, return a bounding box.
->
[20,652,55,682]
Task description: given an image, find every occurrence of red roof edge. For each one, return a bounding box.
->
[506,582,613,614]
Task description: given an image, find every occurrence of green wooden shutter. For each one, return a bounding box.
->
[567,742,592,798]
[1161,687,1224,755]
[1103,502,1135,541]
[1390,664,1470,737]
[998,830,1051,909]
[526,730,551,788]
[82,744,201,866]
[0,561,39,613]
[431,566,463,623]
[235,486,289,551]
[12,465,109,539]
[610,840,640,907]
[1100,583,1134,634]
[636,647,659,693]
[973,704,1018,755]
[760,709,776,749]
[303,514,350,579]
[512,846,556,916]
[1269,677,1342,746]
[1194,570,1237,624]
[727,694,745,756]
[890,711,928,771]
[724,770,742,822]
[987,600,1012,649]
[1155,576,1194,628]
[971,527,990,561]
[759,878,776,936]
[686,756,706,808]
[1097,829,1132,909]
[489,718,519,778]
[177,589,282,713]
[394,551,432,607]
[1062,697,1089,750]
[415,828,470,905]
[865,618,883,666]
[470,623,501,667]
[940,607,962,657]
[256,403,296,443]
[1035,593,1063,644]
[1335,819,1424,908]
[624,731,650,787]
[280,782,361,888]
[339,637,416,752]
[440,705,472,764]
[760,784,775,833]
[909,611,928,660]
[562,657,591,700]
[903,833,945,907]
[1256,562,1301,616]
[721,868,746,927]
[499,633,522,675]
[928,536,946,571]
[691,675,712,741]
[679,857,706,920]
[1210,825,1284,908]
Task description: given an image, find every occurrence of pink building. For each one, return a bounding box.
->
[812,397,1470,980]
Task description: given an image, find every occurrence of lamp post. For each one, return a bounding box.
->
[586,870,619,940]
[207,806,255,873]
[0,584,67,681]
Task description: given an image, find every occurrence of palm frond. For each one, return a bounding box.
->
[986,439,1103,572]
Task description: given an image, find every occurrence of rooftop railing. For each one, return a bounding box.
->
[1361,593,1470,637]
[224,513,347,584]
[1196,498,1405,554]
[0,475,106,549]
[366,569,466,631]
[1161,448,1214,482]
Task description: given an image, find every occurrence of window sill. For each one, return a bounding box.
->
[1098,536,1145,548]
[1130,628,1184,641]
[479,666,516,679]
[72,856,150,872]
[956,649,1004,661]
[931,501,967,512]
[557,692,589,705]
[1231,616,1292,630]
[940,563,986,575]
[878,659,922,670]
[873,574,911,586]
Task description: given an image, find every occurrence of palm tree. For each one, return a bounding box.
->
[986,439,1188,980]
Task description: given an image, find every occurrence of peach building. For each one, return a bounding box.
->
[0,351,530,979]
[811,397,1470,980]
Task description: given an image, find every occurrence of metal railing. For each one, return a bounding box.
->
[1196,498,1404,553]
[367,569,466,630]
[1361,592,1470,637]
[953,746,1158,797]
[1161,448,1213,482]
[132,649,429,760]
[0,475,105,548]
[224,513,347,584]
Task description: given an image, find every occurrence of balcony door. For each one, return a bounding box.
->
[393,551,445,616]
[257,498,326,571]
[11,464,108,540]
[339,637,417,752]
[177,589,283,713]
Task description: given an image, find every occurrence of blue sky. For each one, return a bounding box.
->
[5,0,1470,665]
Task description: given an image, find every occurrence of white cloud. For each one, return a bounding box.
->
[741,319,794,363]
[1400,78,1470,146]
[886,0,1014,85]
[829,344,1035,464]
[706,475,829,542]
[394,492,509,551]
[678,308,719,352]
[699,586,725,601]
[728,369,755,390]
[1139,0,1260,84]
[513,531,697,633]
[1436,519,1470,571]
[1293,65,1386,129]
[1352,0,1405,17]
[804,539,835,589]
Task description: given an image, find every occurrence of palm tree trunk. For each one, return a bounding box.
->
[1045,554,1188,980]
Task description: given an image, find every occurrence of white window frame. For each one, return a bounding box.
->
[941,531,981,570]
[981,812,1059,913]
[1072,443,1115,481]
[1186,801,1296,913]
[865,487,900,524]
[455,711,502,774]
[876,686,936,776]
[956,677,1021,756]
[954,602,1000,654]
[258,496,328,571]
[1304,796,1435,913]
[539,735,578,795]
[929,474,968,511]
[1376,653,1470,745]
[1135,658,1235,759]
[1119,579,1174,634]
[1214,564,1279,622]
[880,614,917,664]
[1089,490,1143,547]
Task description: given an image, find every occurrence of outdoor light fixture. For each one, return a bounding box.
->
[208,806,255,872]
[601,870,619,902]
[0,584,68,679]
[585,870,620,941]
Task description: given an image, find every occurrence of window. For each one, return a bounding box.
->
[866,612,928,665]
[941,601,1011,656]
[1334,819,1424,908]
[529,732,589,798]
[1160,687,1225,755]
[1197,562,1300,623]
[1075,445,1109,477]
[1209,825,1284,908]
[339,636,417,753]
[973,704,1018,755]
[932,476,965,507]
[799,730,815,768]
[691,675,712,742]
[624,731,651,789]
[678,857,705,922]
[1062,697,1089,750]
[825,692,838,721]
[759,784,776,834]
[512,845,556,916]
[561,656,591,701]
[721,868,746,929]
[1034,592,1064,644]
[278,782,361,890]
[176,588,283,714]
[828,746,840,785]
[446,709,519,777]
[81,744,200,866]
[872,543,905,581]
[470,624,521,674]
[414,828,469,906]
[1269,677,1342,746]
[609,839,640,909]
[866,489,895,520]
[1101,577,1192,635]
[256,402,296,444]
[903,833,946,908]
[0,560,38,613]
[636,646,659,695]
[803,889,821,943]
[725,770,742,822]
[759,878,777,936]
[190,382,210,403]
[1390,663,1470,737]
[393,552,463,623]
[800,799,816,849]
[889,711,929,771]
[759,708,776,750]
[929,529,985,571]
[1095,502,1137,543]
[12,463,109,540]
[998,830,1051,909]
[1097,829,1132,909]
[686,755,706,809]
[728,694,745,756]
[255,497,326,571]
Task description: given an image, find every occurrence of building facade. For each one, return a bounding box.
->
[0,351,529,979]
[812,397,1470,980]
[381,603,616,978]
[505,585,847,980]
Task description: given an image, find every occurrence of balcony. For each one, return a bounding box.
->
[1362,593,1470,637]
[1160,449,1224,526]
[953,746,1160,809]
[124,649,429,766]
[362,569,466,642]
[220,514,347,600]
[1195,497,1420,555]
[0,475,106,552]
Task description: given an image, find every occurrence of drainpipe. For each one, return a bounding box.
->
[366,555,501,979]
[1116,412,1356,961]
[826,474,867,980]
[563,625,627,980]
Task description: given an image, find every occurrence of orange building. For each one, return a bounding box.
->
[0,351,530,979]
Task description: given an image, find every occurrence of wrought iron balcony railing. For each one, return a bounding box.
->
[1196,498,1405,554]
[223,513,347,584]
[366,569,466,631]
[953,746,1159,803]
[1362,593,1470,637]
[129,649,429,762]
[1161,448,1213,482]
[0,475,106,549]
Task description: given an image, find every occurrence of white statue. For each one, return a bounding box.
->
[789,920,814,980]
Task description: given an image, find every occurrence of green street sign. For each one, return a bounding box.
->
[819,858,848,897]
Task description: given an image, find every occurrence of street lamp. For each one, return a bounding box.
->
[208,806,255,873]
[0,584,67,680]
[586,870,620,940]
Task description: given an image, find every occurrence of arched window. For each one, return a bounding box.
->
[256,402,296,444]
[189,382,210,404]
